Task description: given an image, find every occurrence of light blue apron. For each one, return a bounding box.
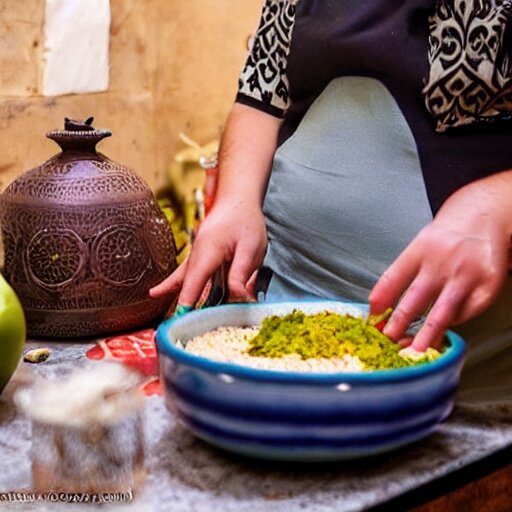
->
[260,76,512,402]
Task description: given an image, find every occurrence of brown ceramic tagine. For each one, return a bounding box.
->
[0,117,177,338]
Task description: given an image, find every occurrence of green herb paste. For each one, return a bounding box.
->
[246,310,442,370]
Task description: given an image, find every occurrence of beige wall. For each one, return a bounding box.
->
[0,0,263,191]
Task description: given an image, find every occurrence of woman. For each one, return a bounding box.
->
[152,0,512,400]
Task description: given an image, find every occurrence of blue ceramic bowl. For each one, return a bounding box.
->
[156,301,465,461]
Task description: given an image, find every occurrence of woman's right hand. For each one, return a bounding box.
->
[149,199,268,306]
[150,103,281,307]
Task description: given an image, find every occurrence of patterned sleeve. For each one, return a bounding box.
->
[423,0,512,132]
[236,0,298,117]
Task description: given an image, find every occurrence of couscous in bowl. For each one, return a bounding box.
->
[156,301,465,461]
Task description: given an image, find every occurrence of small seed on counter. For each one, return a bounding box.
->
[24,348,51,364]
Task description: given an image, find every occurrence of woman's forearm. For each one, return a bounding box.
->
[214,103,282,209]
[440,168,512,241]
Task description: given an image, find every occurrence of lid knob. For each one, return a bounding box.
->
[46,116,112,152]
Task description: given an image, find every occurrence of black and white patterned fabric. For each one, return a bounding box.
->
[236,0,298,117]
[238,0,512,130]
[424,0,512,132]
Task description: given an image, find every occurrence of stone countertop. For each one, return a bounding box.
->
[1,340,511,512]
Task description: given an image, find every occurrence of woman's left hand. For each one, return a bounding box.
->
[369,171,512,351]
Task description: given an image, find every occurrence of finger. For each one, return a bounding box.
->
[410,322,448,352]
[453,281,502,326]
[178,241,226,307]
[398,336,414,348]
[369,246,422,314]
[227,239,265,301]
[383,276,440,341]
[149,259,188,298]
[245,270,259,301]
[410,285,466,352]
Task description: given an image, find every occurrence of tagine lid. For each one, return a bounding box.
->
[2,117,150,204]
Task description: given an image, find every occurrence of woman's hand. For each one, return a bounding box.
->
[370,172,512,351]
[149,200,267,306]
[150,103,281,307]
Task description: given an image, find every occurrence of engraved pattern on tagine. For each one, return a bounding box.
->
[0,118,177,338]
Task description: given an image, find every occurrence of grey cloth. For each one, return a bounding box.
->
[263,76,432,302]
[454,278,512,403]
[261,76,512,403]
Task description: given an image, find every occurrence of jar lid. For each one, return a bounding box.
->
[46,116,112,152]
[1,116,149,204]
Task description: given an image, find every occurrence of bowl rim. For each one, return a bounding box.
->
[156,300,466,384]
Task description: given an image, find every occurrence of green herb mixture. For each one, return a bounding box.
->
[246,310,442,370]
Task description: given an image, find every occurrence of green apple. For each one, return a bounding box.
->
[0,273,26,393]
